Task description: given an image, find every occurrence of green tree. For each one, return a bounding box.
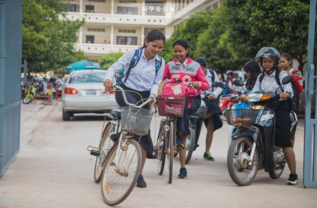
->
[224,0,310,72]
[99,52,124,69]
[196,7,247,78]
[23,0,86,73]
[160,11,213,61]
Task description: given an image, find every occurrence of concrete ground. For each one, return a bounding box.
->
[0,101,316,208]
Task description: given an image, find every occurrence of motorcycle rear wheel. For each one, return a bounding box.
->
[268,152,286,179]
[227,137,259,186]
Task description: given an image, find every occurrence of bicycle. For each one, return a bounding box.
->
[99,85,154,206]
[155,82,198,183]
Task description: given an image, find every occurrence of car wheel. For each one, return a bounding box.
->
[62,108,71,121]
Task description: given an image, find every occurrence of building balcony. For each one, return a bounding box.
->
[66,13,169,26]
[75,43,140,55]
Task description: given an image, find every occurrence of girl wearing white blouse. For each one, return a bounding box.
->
[103,29,166,188]
[253,47,298,185]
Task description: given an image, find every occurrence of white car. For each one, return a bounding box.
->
[62,70,118,120]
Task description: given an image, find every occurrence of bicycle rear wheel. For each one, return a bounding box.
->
[156,124,166,175]
[101,139,141,206]
[167,122,174,184]
[94,122,114,183]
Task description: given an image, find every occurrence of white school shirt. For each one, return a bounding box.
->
[252,70,293,97]
[202,69,222,99]
[104,49,165,96]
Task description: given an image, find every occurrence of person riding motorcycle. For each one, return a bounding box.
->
[252,47,298,185]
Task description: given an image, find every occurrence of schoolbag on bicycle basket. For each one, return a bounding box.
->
[157,80,189,117]
[121,48,162,83]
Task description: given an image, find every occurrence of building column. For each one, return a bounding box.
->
[79,27,83,45]
[111,0,114,15]
[80,0,83,13]
[111,25,114,50]
[141,26,144,45]
[142,0,145,16]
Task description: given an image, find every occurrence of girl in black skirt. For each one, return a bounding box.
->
[253,47,298,185]
[104,29,166,188]
[195,57,223,161]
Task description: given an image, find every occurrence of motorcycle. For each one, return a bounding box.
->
[225,76,298,186]
[23,82,37,104]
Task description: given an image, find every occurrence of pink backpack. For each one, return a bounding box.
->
[157,80,189,117]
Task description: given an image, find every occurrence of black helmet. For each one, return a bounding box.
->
[255,47,280,68]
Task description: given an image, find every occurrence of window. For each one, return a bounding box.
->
[117,37,137,45]
[88,28,106,32]
[117,7,138,15]
[118,29,136,33]
[86,5,95,13]
[69,4,79,12]
[70,72,106,84]
[88,0,106,2]
[119,0,137,3]
[86,35,95,43]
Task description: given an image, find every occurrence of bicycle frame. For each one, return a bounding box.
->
[111,85,154,173]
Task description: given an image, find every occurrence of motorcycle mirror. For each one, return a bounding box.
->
[233,80,244,87]
[212,81,226,89]
[282,76,293,85]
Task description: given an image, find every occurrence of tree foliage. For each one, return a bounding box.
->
[196,7,247,77]
[23,0,86,73]
[160,11,213,61]
[99,52,124,70]
[223,0,310,72]
[165,0,311,73]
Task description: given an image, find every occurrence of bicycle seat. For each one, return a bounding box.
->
[110,109,121,119]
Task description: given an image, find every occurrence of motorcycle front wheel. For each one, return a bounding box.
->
[23,97,33,104]
[227,137,259,186]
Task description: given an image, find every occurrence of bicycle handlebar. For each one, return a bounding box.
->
[186,82,198,95]
[114,85,154,109]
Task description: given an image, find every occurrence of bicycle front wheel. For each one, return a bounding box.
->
[156,124,166,175]
[167,122,174,184]
[94,122,114,183]
[101,139,141,206]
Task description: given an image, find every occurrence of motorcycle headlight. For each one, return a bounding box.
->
[247,94,262,102]
[247,94,271,102]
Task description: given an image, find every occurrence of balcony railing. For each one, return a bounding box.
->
[76,43,140,54]
[65,13,168,25]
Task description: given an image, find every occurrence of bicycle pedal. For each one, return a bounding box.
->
[90,149,100,157]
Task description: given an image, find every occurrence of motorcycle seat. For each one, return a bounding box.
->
[289,111,297,124]
[110,109,121,119]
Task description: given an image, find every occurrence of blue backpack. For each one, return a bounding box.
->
[116,49,162,85]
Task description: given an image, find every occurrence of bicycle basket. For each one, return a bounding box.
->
[157,95,186,117]
[225,109,263,127]
[121,106,154,136]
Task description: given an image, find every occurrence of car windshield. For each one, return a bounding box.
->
[69,72,106,84]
